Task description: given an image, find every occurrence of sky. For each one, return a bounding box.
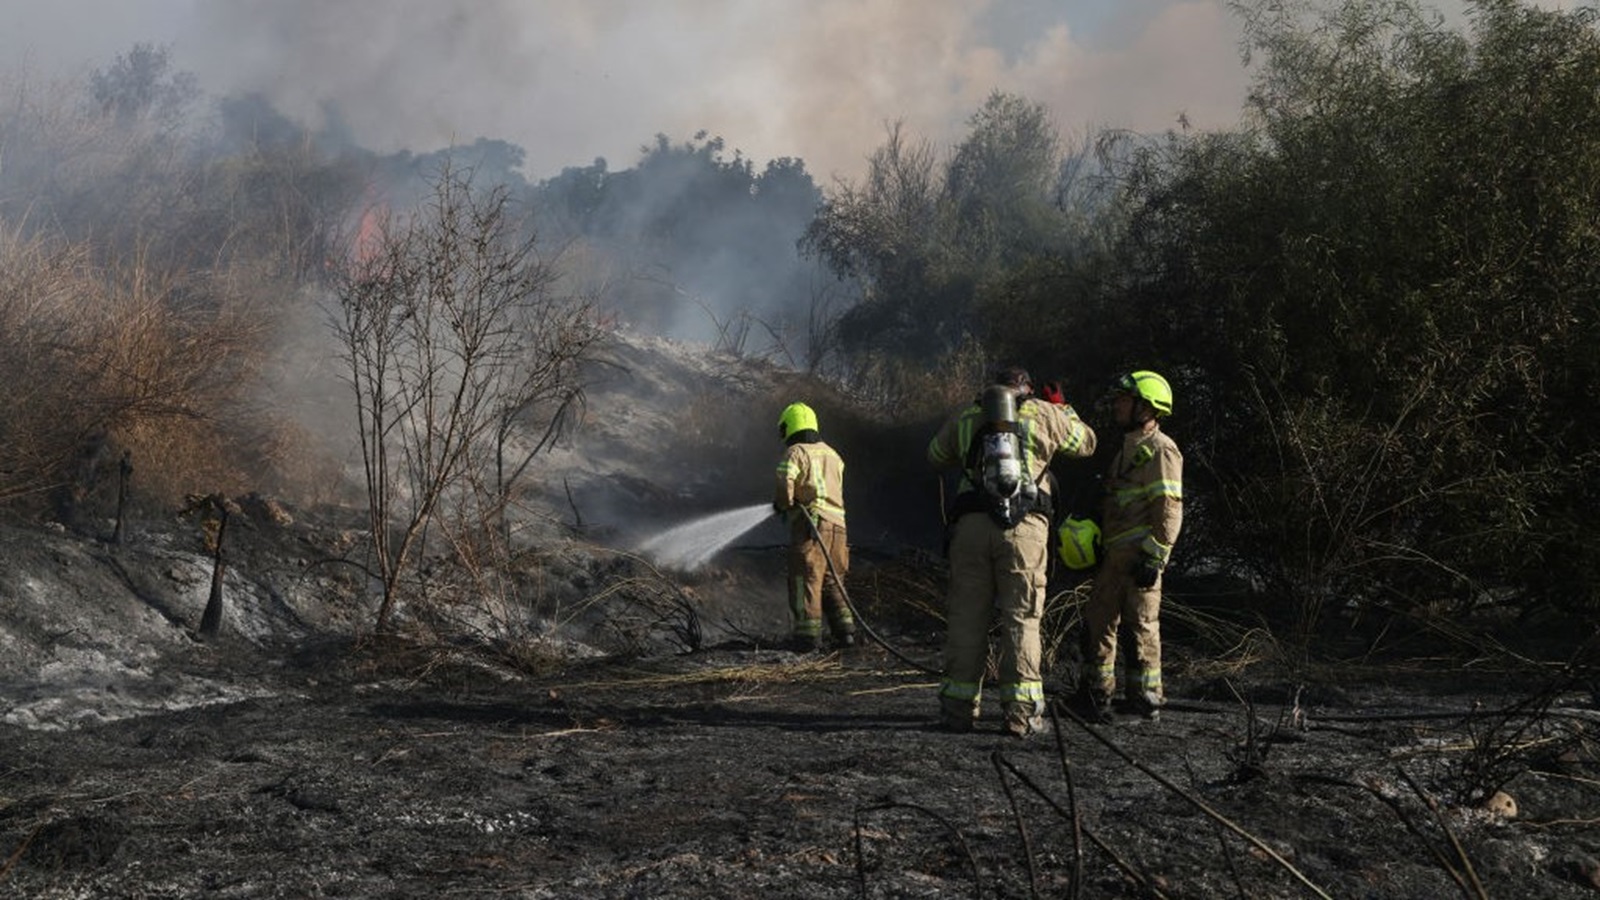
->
[0,0,1256,183]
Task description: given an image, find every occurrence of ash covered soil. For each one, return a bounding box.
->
[1,511,1598,900]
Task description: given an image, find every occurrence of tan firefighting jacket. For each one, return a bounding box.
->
[926,396,1097,498]
[775,440,846,528]
[1100,424,1183,565]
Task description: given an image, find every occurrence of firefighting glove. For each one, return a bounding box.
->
[1133,556,1162,589]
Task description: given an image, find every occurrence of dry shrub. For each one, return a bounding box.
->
[683,380,783,458]
[841,550,946,633]
[837,340,990,423]
[0,231,101,502]
[1041,580,1091,672]
[0,226,315,518]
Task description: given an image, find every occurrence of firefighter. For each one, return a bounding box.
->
[773,402,854,652]
[1075,370,1183,722]
[927,367,1097,737]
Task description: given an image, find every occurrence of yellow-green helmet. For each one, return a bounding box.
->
[778,402,819,439]
[1115,370,1173,417]
[1057,516,1102,570]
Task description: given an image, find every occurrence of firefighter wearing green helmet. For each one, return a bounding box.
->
[773,401,854,652]
[1074,370,1184,723]
[927,367,1098,737]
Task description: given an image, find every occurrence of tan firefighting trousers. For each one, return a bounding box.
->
[1083,545,1163,704]
[939,511,1049,725]
[788,517,852,640]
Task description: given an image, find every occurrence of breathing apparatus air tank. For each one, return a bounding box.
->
[976,384,1036,527]
[979,385,1022,498]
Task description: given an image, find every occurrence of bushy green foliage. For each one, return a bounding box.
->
[803,1,1600,640]
[1109,0,1600,626]
[803,92,1085,363]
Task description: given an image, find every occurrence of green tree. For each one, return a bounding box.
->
[530,132,824,361]
[946,91,1064,267]
[804,92,1082,363]
[802,122,947,356]
[1108,0,1600,630]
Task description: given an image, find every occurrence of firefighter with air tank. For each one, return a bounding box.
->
[927,367,1097,737]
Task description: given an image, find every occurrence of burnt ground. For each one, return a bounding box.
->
[2,509,1598,899]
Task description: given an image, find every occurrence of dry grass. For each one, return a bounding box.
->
[565,656,848,691]
[844,553,947,628]
[0,226,314,515]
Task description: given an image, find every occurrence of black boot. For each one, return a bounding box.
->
[1117,692,1163,721]
[1068,689,1114,724]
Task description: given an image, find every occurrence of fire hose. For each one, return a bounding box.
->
[801,512,940,676]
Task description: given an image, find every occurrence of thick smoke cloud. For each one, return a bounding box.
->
[4,0,1255,181]
[4,1,1584,183]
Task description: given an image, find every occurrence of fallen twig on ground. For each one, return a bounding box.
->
[991,750,1041,900]
[1056,699,1334,899]
[852,801,982,899]
[1296,770,1488,900]
[1398,767,1488,900]
[1047,707,1085,900]
[991,752,1169,899]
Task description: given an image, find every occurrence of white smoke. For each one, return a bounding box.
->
[2,0,1257,182]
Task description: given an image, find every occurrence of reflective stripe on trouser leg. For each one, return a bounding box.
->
[940,514,997,720]
[1126,574,1164,702]
[939,677,981,712]
[1084,547,1138,698]
[999,681,1045,706]
[814,520,854,637]
[996,513,1049,717]
[787,578,822,639]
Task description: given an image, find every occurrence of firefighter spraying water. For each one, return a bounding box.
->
[772,402,855,651]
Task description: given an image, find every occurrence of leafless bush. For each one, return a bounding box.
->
[0,59,349,521]
[1041,581,1090,675]
[0,56,203,266]
[592,574,704,656]
[330,161,604,634]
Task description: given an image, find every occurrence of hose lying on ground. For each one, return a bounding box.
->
[802,513,941,676]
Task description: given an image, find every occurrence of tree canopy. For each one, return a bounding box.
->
[803,0,1600,629]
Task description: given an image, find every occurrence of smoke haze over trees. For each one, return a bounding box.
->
[533,134,827,363]
[0,1,1259,186]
